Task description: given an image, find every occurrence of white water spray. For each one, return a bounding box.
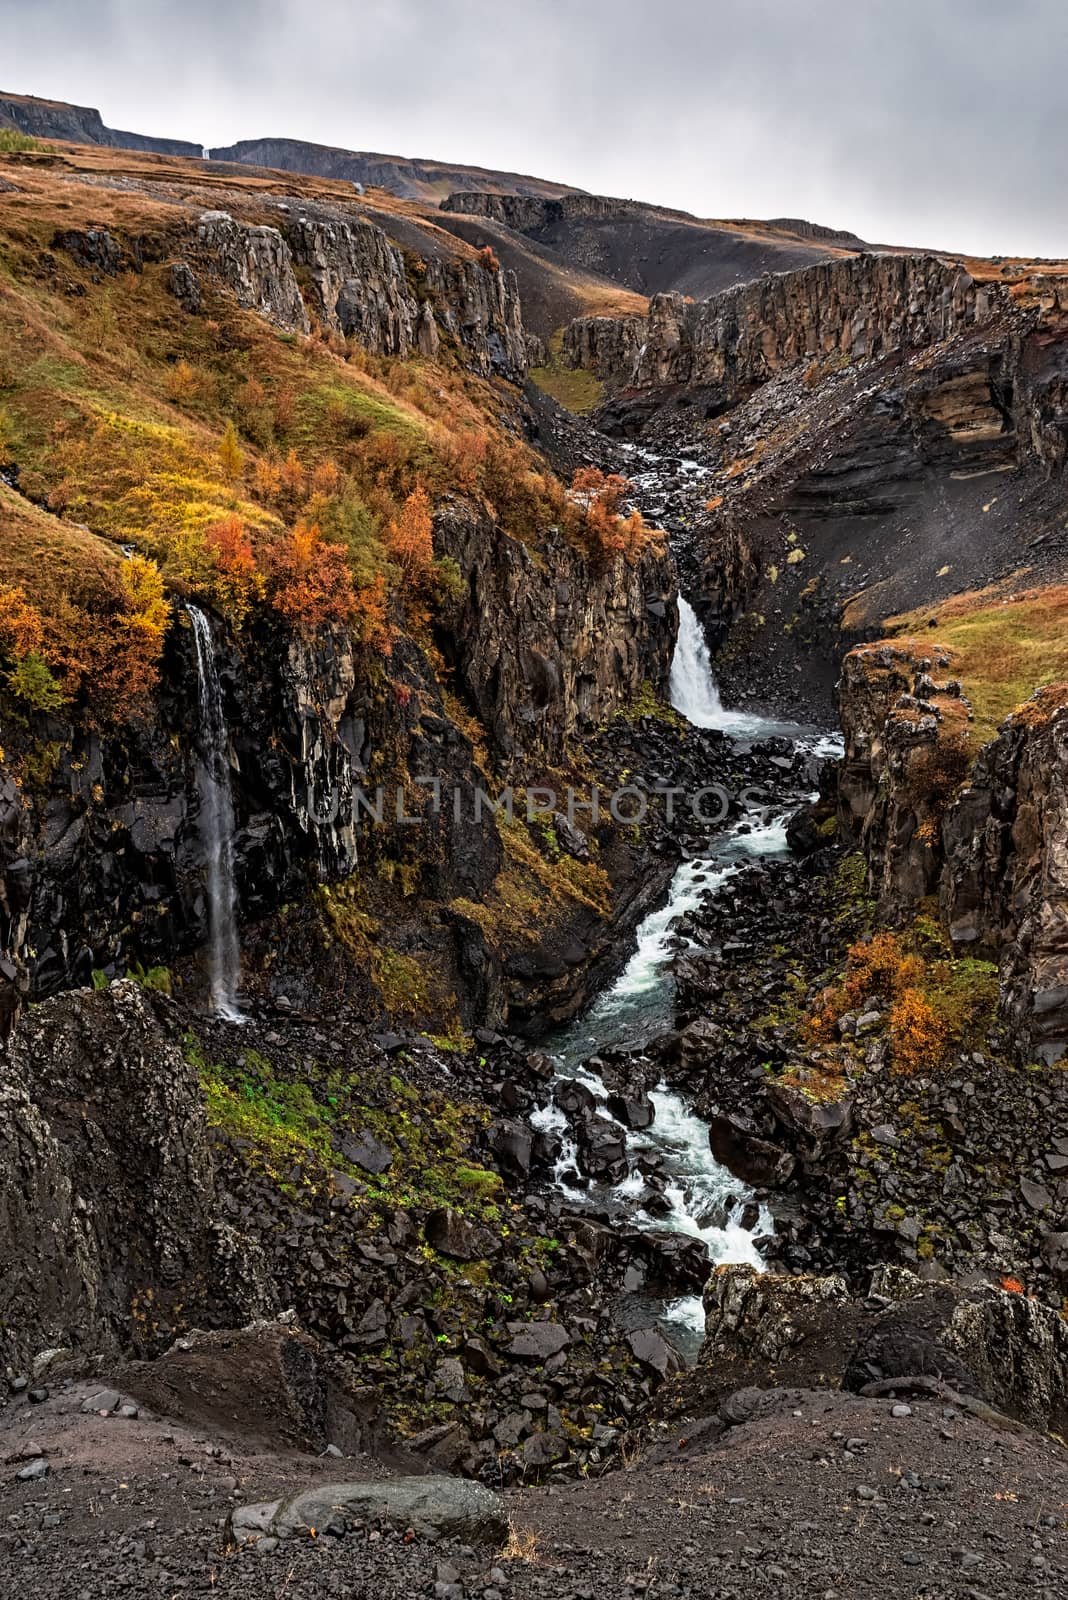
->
[188,605,243,1020]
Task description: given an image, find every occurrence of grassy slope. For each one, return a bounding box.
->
[886,582,1068,742]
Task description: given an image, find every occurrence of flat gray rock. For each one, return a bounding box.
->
[231,1475,508,1545]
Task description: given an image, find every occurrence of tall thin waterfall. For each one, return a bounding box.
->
[187,605,243,1020]
[668,596,729,727]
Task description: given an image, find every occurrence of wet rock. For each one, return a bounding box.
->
[708,1112,796,1186]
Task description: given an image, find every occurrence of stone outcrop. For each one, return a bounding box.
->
[191,208,528,379]
[701,1264,1068,1437]
[285,215,419,354]
[564,254,1001,393]
[837,640,971,911]
[434,500,676,762]
[195,211,310,332]
[942,697,1068,1064]
[425,255,527,380]
[563,314,645,382]
[0,982,275,1372]
[441,191,687,230]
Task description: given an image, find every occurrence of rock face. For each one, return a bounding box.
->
[0,90,201,157]
[565,254,1000,393]
[434,501,676,762]
[701,1264,1068,1435]
[439,191,849,303]
[195,211,309,332]
[285,215,419,353]
[424,254,527,380]
[0,494,673,1020]
[563,315,645,382]
[191,207,528,379]
[0,607,499,1015]
[0,982,274,1372]
[943,699,1068,1063]
[838,640,1068,1063]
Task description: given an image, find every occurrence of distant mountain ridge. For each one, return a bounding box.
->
[0,90,200,158]
[207,136,584,204]
[0,87,868,330]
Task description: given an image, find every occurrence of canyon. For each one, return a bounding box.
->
[1,101,1067,1599]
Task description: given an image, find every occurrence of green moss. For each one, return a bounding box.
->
[185,1030,505,1221]
[613,679,684,728]
[529,331,605,415]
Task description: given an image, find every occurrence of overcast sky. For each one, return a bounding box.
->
[4,0,1067,257]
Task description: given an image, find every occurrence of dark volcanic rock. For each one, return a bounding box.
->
[708,1111,796,1186]
[0,982,275,1371]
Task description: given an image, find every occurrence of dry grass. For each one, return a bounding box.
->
[885,582,1068,741]
[501,1520,540,1564]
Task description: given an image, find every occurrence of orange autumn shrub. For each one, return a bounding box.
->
[385,485,434,589]
[265,519,357,634]
[352,574,394,657]
[571,468,653,563]
[0,584,45,657]
[204,514,265,628]
[889,987,951,1074]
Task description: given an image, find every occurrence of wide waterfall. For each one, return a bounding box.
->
[187,605,243,1020]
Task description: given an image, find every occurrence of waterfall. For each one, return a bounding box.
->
[187,605,243,1020]
[669,595,821,741]
[668,596,730,727]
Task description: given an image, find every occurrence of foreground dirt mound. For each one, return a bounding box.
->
[1,1376,1064,1598]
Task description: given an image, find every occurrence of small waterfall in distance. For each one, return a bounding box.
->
[187,605,243,1021]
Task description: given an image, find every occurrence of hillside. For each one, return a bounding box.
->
[439,190,866,302]
[207,135,585,203]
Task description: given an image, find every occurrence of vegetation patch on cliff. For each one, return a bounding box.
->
[529,329,605,414]
[809,923,999,1075]
[886,582,1068,741]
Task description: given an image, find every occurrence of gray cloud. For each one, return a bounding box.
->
[3,0,1066,256]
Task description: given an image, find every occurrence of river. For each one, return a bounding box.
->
[533,592,841,1354]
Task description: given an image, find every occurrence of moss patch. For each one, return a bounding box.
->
[529,330,605,415]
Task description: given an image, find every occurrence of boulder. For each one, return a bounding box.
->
[230,1475,508,1545]
[424,1207,499,1261]
[120,1319,365,1454]
[505,1321,570,1360]
[765,1080,853,1158]
[708,1112,795,1186]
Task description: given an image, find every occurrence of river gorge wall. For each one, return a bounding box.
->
[838,642,1068,1065]
[562,253,1002,394]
